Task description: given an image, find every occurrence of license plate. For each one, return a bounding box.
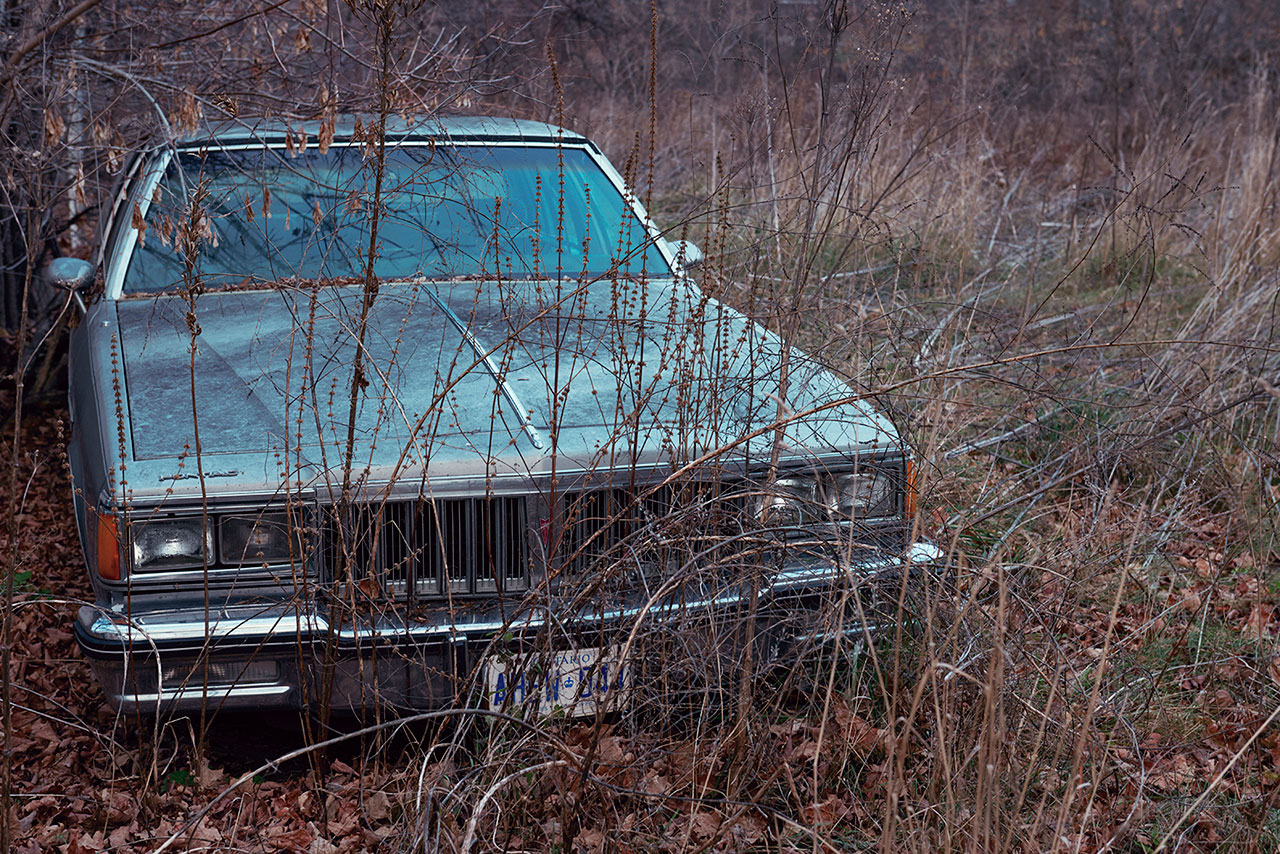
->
[486,644,630,718]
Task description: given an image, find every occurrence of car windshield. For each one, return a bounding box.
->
[123,142,670,294]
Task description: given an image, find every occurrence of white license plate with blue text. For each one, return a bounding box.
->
[486,645,630,718]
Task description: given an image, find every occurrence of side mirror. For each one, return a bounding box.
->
[669,239,704,271]
[43,257,96,292]
[41,257,95,314]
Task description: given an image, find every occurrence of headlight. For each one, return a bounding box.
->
[219,512,294,565]
[754,476,817,526]
[753,464,899,527]
[824,470,895,520]
[131,518,212,571]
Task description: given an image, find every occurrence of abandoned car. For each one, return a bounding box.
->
[53,116,942,715]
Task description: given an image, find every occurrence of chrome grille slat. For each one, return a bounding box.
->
[560,481,745,575]
[500,497,526,587]
[415,499,443,596]
[325,496,529,598]
[444,499,469,593]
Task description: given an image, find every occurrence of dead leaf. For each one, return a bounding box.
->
[131,203,147,247]
[267,825,314,851]
[44,108,65,147]
[195,759,225,789]
[844,714,889,755]
[1148,755,1200,792]
[308,838,337,854]
[1244,603,1273,636]
[30,720,55,743]
[101,789,134,824]
[73,830,105,852]
[789,740,819,763]
[318,117,335,154]
[801,794,849,828]
[596,735,628,765]
[689,810,721,839]
[643,773,669,796]
[726,813,768,852]
[574,828,605,853]
[363,790,390,823]
[107,825,132,849]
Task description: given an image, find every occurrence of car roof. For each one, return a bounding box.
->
[172,115,588,148]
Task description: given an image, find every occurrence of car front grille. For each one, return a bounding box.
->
[558,481,752,576]
[323,496,530,599]
[321,482,747,600]
[321,478,904,601]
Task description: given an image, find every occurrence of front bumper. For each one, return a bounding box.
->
[75,541,945,714]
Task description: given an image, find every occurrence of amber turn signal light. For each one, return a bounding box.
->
[904,459,919,522]
[95,510,120,581]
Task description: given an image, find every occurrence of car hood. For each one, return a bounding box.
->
[110,278,899,498]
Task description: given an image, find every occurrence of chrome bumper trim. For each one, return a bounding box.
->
[117,683,293,706]
[82,608,328,646]
[79,542,946,648]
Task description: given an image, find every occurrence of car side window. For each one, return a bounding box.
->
[95,152,148,286]
[102,150,171,299]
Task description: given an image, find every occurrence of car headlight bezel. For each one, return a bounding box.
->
[822,468,897,521]
[753,458,903,528]
[130,517,213,572]
[218,511,295,566]
[753,476,817,527]
[125,507,303,576]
